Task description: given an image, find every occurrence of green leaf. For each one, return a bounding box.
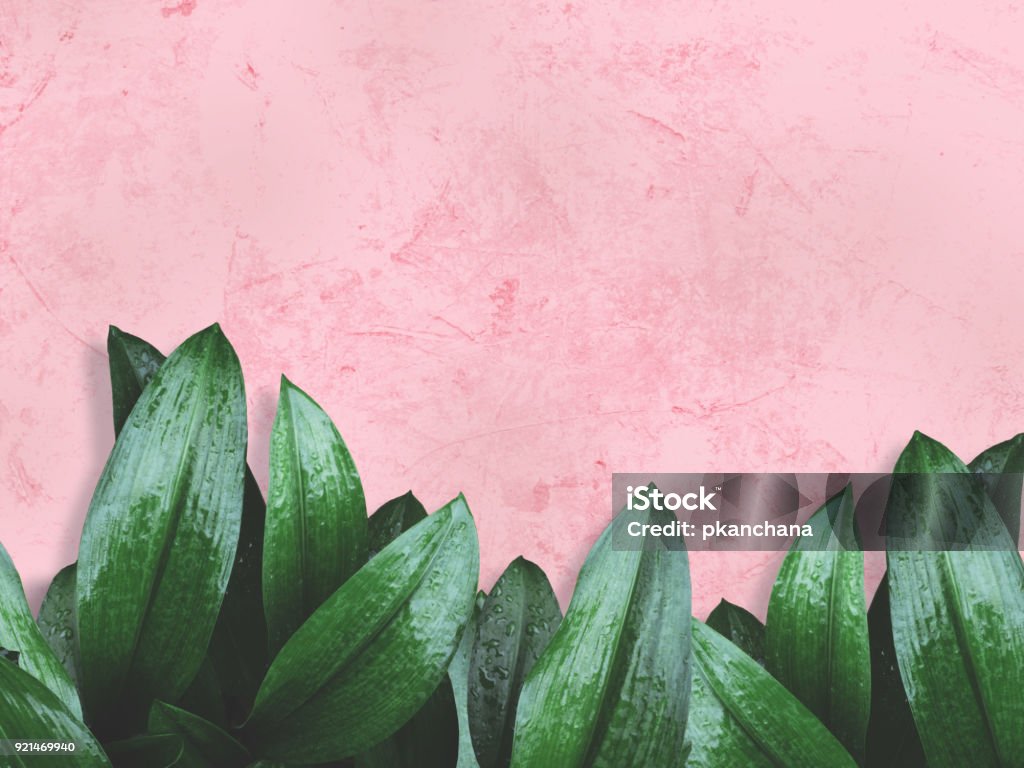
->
[705,599,765,666]
[864,574,926,768]
[207,468,269,724]
[453,592,486,768]
[509,507,691,768]
[356,680,459,768]
[107,325,166,436]
[0,657,110,767]
[148,701,250,768]
[78,325,247,734]
[469,557,561,768]
[0,542,80,717]
[886,432,1024,768]
[687,619,858,768]
[36,563,80,687]
[263,376,368,656]
[107,326,269,723]
[765,486,870,763]
[969,433,1024,542]
[356,493,464,768]
[104,735,183,768]
[176,656,226,728]
[368,492,427,558]
[244,495,479,763]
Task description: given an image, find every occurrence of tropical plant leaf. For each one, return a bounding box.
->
[77,325,247,734]
[243,495,479,763]
[864,573,926,767]
[368,492,427,558]
[148,700,250,768]
[107,325,166,435]
[104,735,183,768]
[0,657,110,767]
[263,376,368,656]
[36,562,80,686]
[469,557,561,768]
[356,679,459,768]
[705,599,765,666]
[687,619,858,768]
[207,467,268,724]
[108,326,269,720]
[766,486,870,763]
[0,542,80,717]
[886,431,1024,768]
[969,433,1024,542]
[509,506,690,768]
[453,592,486,768]
[176,656,226,728]
[356,493,465,768]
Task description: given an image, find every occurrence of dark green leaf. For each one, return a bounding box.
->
[108,327,269,723]
[0,542,80,717]
[263,376,368,656]
[886,432,1024,767]
[104,735,183,768]
[368,492,427,558]
[969,433,1024,542]
[687,619,858,767]
[705,599,765,666]
[453,592,486,768]
[864,574,926,768]
[0,657,110,767]
[36,563,80,687]
[244,495,479,763]
[108,325,166,436]
[149,701,250,768]
[207,468,269,724]
[356,680,458,768]
[176,656,226,728]
[356,493,466,768]
[469,557,561,768]
[510,507,690,767]
[766,486,870,763]
[78,325,247,734]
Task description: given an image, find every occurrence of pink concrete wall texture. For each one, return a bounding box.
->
[2,1,1023,618]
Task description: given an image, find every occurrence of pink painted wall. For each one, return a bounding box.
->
[2,0,1022,618]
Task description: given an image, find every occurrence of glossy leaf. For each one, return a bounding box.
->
[886,432,1024,767]
[357,493,465,768]
[453,592,486,768]
[36,563,80,686]
[107,325,166,436]
[766,486,870,763]
[104,735,183,768]
[108,326,269,722]
[0,542,80,717]
[263,376,368,655]
[510,507,690,768]
[687,619,858,768]
[705,599,765,666]
[77,325,247,734]
[469,557,561,768]
[244,495,479,763]
[149,701,250,768]
[368,492,427,558]
[864,574,926,767]
[969,433,1024,542]
[0,658,110,767]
